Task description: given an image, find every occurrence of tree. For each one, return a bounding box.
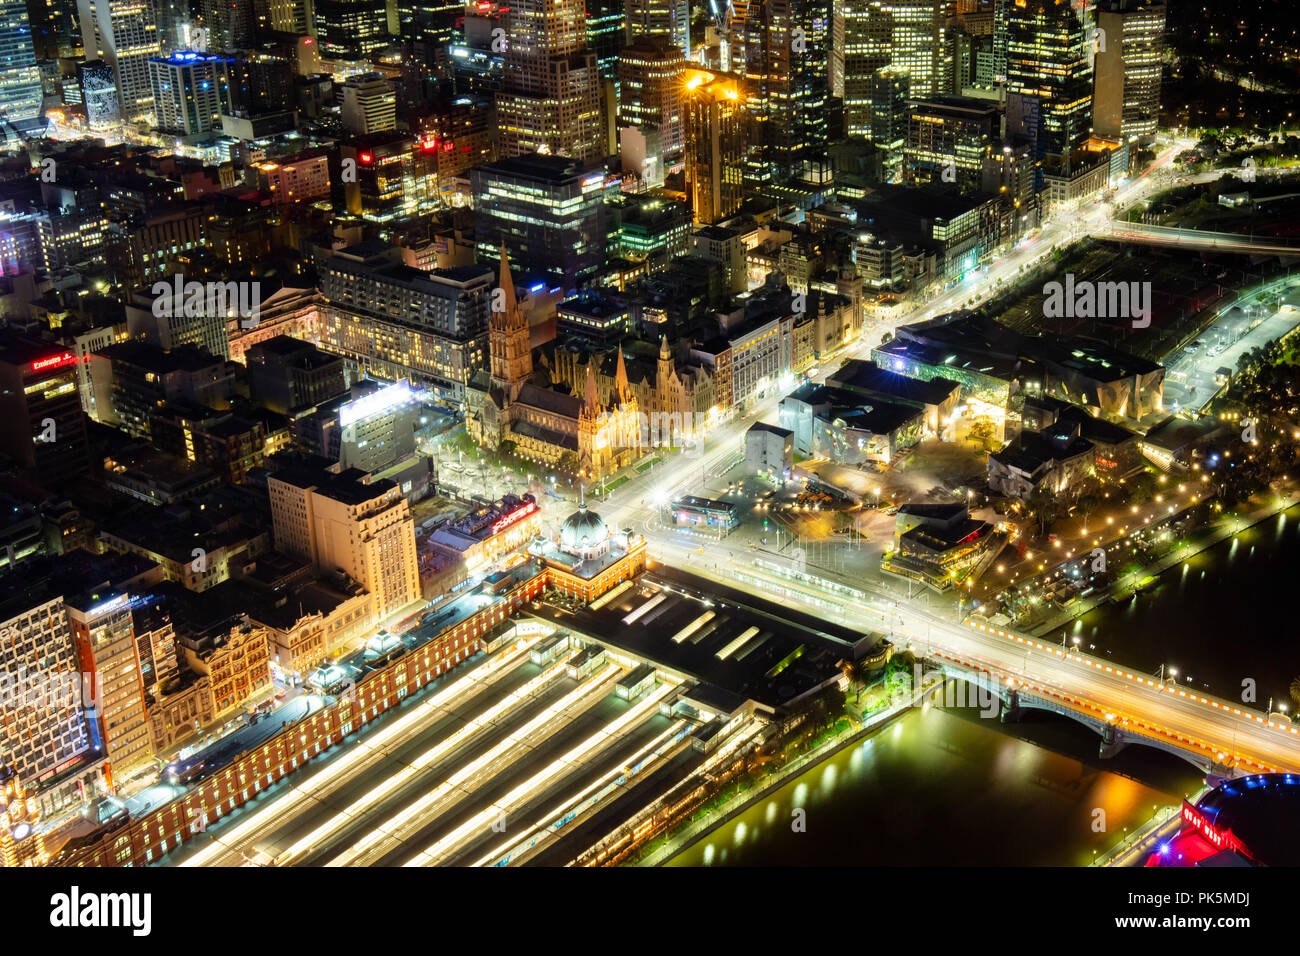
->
[1290,676,1300,710]
[841,659,869,703]
[556,451,580,476]
[1026,484,1060,537]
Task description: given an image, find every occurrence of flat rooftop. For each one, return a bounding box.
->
[531,567,866,713]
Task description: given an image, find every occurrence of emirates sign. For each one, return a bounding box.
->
[30,352,75,373]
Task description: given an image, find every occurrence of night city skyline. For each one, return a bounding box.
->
[0,0,1294,928]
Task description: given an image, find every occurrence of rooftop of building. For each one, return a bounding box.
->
[532,566,870,713]
[899,516,992,553]
[906,94,1002,117]
[100,340,226,374]
[828,358,961,407]
[471,152,602,183]
[784,383,922,435]
[1025,395,1138,447]
[991,429,1094,475]
[430,493,538,550]
[880,311,1161,384]
[269,464,398,506]
[747,421,793,438]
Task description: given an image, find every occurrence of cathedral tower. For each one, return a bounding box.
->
[489,244,533,401]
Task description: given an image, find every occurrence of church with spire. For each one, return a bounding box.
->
[466,247,644,480]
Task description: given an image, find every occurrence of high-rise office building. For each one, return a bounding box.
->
[886,0,953,99]
[495,0,604,161]
[317,244,492,403]
[67,591,151,787]
[26,0,80,59]
[202,0,255,50]
[148,51,232,135]
[471,153,608,289]
[841,0,888,137]
[0,0,45,136]
[904,95,1000,191]
[77,59,120,129]
[683,69,749,224]
[78,0,162,125]
[396,0,463,49]
[589,0,626,79]
[625,0,687,50]
[842,0,951,138]
[313,0,391,62]
[0,588,93,804]
[735,0,832,187]
[870,66,909,179]
[0,333,91,487]
[341,72,397,134]
[262,0,310,33]
[268,467,421,622]
[618,34,686,162]
[1092,0,1164,146]
[1006,0,1093,166]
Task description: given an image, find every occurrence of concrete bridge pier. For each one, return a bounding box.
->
[999,689,1024,724]
[1098,723,1129,760]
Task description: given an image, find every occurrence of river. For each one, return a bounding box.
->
[667,505,1300,866]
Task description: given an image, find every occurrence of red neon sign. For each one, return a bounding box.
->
[31,352,75,373]
[358,152,374,165]
[420,138,438,152]
[491,500,537,535]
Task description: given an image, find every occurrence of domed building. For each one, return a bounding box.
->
[530,501,647,603]
[559,504,610,560]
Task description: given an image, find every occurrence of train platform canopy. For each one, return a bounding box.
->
[531,566,860,715]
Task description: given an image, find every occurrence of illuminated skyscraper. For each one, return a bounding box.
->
[886,0,952,98]
[313,0,391,61]
[1092,0,1164,146]
[588,0,626,79]
[735,0,832,187]
[78,0,161,125]
[148,51,233,135]
[25,0,78,59]
[496,0,604,161]
[1006,0,1093,166]
[618,34,687,161]
[0,0,43,136]
[841,0,951,138]
[683,69,749,224]
[870,66,909,180]
[396,0,464,49]
[471,153,608,288]
[202,0,255,50]
[625,0,688,50]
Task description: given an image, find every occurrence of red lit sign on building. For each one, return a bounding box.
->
[1180,801,1249,858]
[30,352,75,373]
[358,152,374,165]
[420,138,438,152]
[490,500,538,535]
